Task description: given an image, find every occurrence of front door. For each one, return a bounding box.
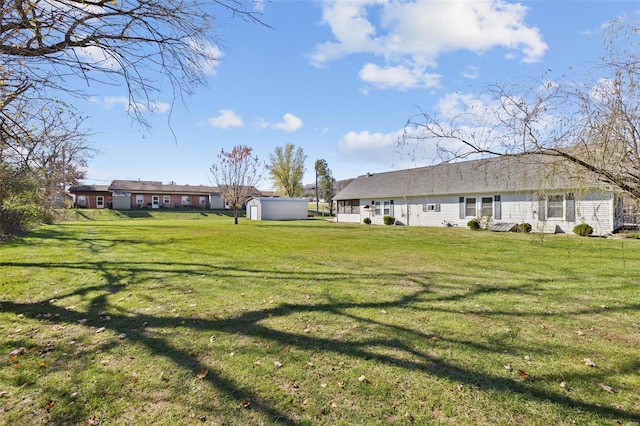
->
[249,205,258,220]
[96,196,104,209]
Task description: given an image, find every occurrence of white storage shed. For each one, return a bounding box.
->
[246,197,308,221]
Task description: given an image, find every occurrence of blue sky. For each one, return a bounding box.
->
[79,0,640,190]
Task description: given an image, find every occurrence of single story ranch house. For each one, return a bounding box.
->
[70,180,224,210]
[68,185,113,209]
[334,155,625,236]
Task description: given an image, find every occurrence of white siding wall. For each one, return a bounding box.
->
[246,198,308,221]
[335,189,614,235]
[575,192,614,235]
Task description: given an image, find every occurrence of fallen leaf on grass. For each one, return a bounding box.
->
[583,358,597,367]
[358,375,366,382]
[517,369,529,379]
[241,399,251,408]
[576,329,585,336]
[274,361,283,368]
[117,333,127,340]
[599,383,615,393]
[504,365,512,371]
[0,391,8,397]
[45,400,55,412]
[337,381,345,388]
[330,401,338,408]
[560,381,568,389]
[196,369,208,379]
[85,415,100,426]
[10,347,26,356]
[95,327,106,334]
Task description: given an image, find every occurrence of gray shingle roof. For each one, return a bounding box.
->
[68,185,110,193]
[334,155,606,200]
[109,180,219,195]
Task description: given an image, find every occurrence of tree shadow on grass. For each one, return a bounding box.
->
[1,260,639,424]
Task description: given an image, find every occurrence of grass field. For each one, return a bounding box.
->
[1,213,639,425]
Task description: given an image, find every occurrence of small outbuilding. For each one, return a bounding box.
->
[246,197,308,221]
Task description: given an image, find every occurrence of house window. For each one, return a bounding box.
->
[77,195,86,206]
[152,195,160,206]
[465,197,477,217]
[135,195,144,206]
[373,201,381,216]
[182,196,190,206]
[163,195,171,206]
[199,196,207,207]
[338,199,359,214]
[424,204,435,212]
[547,194,564,219]
[481,197,493,217]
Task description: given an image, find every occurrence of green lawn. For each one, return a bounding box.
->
[1,214,639,425]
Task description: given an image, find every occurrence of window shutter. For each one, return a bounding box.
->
[459,197,465,219]
[566,193,575,222]
[494,195,501,220]
[538,196,546,221]
[435,203,441,212]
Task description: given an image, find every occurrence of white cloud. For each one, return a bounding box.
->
[339,130,397,164]
[100,96,170,113]
[339,128,447,169]
[267,113,303,132]
[435,92,498,123]
[73,45,120,70]
[254,0,266,12]
[359,63,440,90]
[187,39,223,75]
[312,0,547,89]
[207,109,244,129]
[462,66,479,80]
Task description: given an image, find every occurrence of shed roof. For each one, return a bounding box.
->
[334,155,606,200]
[247,197,308,203]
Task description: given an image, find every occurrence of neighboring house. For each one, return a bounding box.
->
[68,185,113,209]
[108,180,224,210]
[334,155,625,236]
[246,197,308,221]
[51,191,74,208]
[216,185,264,208]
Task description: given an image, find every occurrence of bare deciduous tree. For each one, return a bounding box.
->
[0,0,265,126]
[402,18,640,202]
[210,145,264,225]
